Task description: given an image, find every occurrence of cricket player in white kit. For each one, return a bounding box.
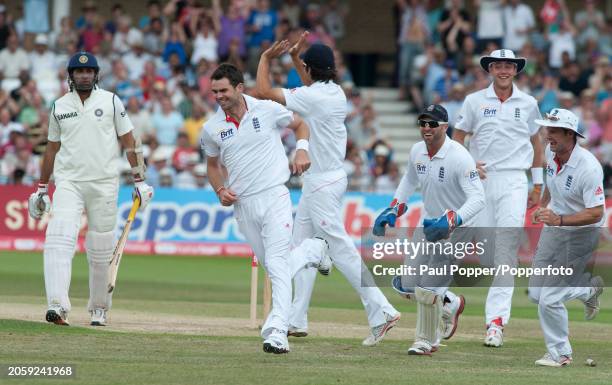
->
[528,108,605,367]
[200,64,331,354]
[28,52,154,326]
[255,34,401,345]
[374,105,485,355]
[453,49,544,347]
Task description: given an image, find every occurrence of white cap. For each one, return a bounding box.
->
[374,145,390,157]
[127,29,144,46]
[193,163,207,176]
[535,108,583,138]
[34,34,49,46]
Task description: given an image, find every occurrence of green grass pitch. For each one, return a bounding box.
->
[1,251,611,385]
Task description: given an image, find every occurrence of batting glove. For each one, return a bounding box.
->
[27,183,51,219]
[373,199,407,236]
[423,210,462,242]
[134,181,154,211]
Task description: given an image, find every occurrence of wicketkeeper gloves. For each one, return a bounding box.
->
[373,198,407,236]
[422,210,462,242]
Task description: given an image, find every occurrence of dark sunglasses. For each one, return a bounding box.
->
[418,119,446,128]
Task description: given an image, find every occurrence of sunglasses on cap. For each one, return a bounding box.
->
[418,119,447,128]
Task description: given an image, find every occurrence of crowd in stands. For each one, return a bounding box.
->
[0,0,610,193]
[395,0,611,187]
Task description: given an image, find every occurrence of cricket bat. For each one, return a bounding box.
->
[108,196,140,293]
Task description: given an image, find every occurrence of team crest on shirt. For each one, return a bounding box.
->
[514,108,521,121]
[546,163,555,176]
[438,167,445,182]
[252,117,261,132]
[219,127,235,141]
[416,163,427,175]
[95,108,103,117]
[565,175,573,190]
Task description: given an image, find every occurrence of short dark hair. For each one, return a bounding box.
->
[307,66,337,83]
[211,63,244,88]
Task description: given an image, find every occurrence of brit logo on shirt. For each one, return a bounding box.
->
[220,128,234,141]
[565,175,573,190]
[438,167,445,182]
[482,107,497,117]
[514,108,521,121]
[252,117,261,132]
[416,163,427,175]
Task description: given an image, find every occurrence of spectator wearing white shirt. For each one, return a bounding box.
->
[503,0,536,52]
[549,21,577,70]
[126,96,154,142]
[122,32,152,81]
[475,0,504,52]
[29,34,61,104]
[0,34,30,93]
[190,15,220,66]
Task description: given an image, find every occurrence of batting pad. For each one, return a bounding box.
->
[415,286,441,345]
[44,218,80,312]
[86,230,115,311]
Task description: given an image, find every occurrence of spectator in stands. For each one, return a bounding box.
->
[175,152,200,189]
[140,0,163,31]
[190,14,220,67]
[213,0,248,62]
[127,96,154,142]
[184,101,208,147]
[53,17,79,57]
[246,0,277,74]
[193,163,211,189]
[152,96,183,146]
[535,72,560,114]
[574,0,605,48]
[503,0,536,53]
[437,0,471,62]
[374,161,400,194]
[162,22,188,66]
[172,132,197,171]
[0,34,30,93]
[559,61,589,97]
[159,167,174,187]
[548,20,576,71]
[441,82,465,134]
[144,16,165,55]
[474,0,504,53]
[28,34,59,104]
[397,0,429,101]
[123,32,152,82]
[348,103,380,150]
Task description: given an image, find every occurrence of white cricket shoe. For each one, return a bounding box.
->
[314,237,332,276]
[407,340,435,356]
[263,328,290,354]
[441,295,465,340]
[45,305,69,326]
[362,312,401,346]
[90,308,108,326]
[287,326,308,337]
[484,318,503,347]
[583,276,604,320]
[535,352,572,367]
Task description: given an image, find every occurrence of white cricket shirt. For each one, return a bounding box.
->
[200,94,293,198]
[282,81,347,174]
[545,144,605,227]
[48,89,134,182]
[394,137,485,224]
[455,83,542,171]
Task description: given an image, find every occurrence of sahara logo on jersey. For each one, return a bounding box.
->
[57,111,78,121]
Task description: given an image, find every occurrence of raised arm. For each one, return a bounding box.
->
[289,31,313,86]
[255,40,289,104]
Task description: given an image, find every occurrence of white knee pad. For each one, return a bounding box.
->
[44,218,80,312]
[415,286,442,346]
[86,230,115,311]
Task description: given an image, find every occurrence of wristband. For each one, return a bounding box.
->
[531,167,544,185]
[37,183,48,194]
[296,139,309,152]
[215,186,226,195]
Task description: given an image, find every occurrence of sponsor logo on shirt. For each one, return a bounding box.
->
[416,163,427,175]
[220,128,235,141]
[481,106,497,118]
[595,186,604,196]
[121,110,127,118]
[252,117,261,132]
[438,167,445,182]
[565,175,573,190]
[546,163,554,176]
[57,111,78,121]
[468,170,479,181]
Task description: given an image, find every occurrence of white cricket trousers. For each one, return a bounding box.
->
[44,178,118,313]
[233,185,326,339]
[290,169,398,329]
[477,170,528,325]
[528,226,599,361]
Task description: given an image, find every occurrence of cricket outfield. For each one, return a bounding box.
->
[1,251,611,385]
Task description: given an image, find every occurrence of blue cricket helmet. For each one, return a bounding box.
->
[67,51,99,72]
